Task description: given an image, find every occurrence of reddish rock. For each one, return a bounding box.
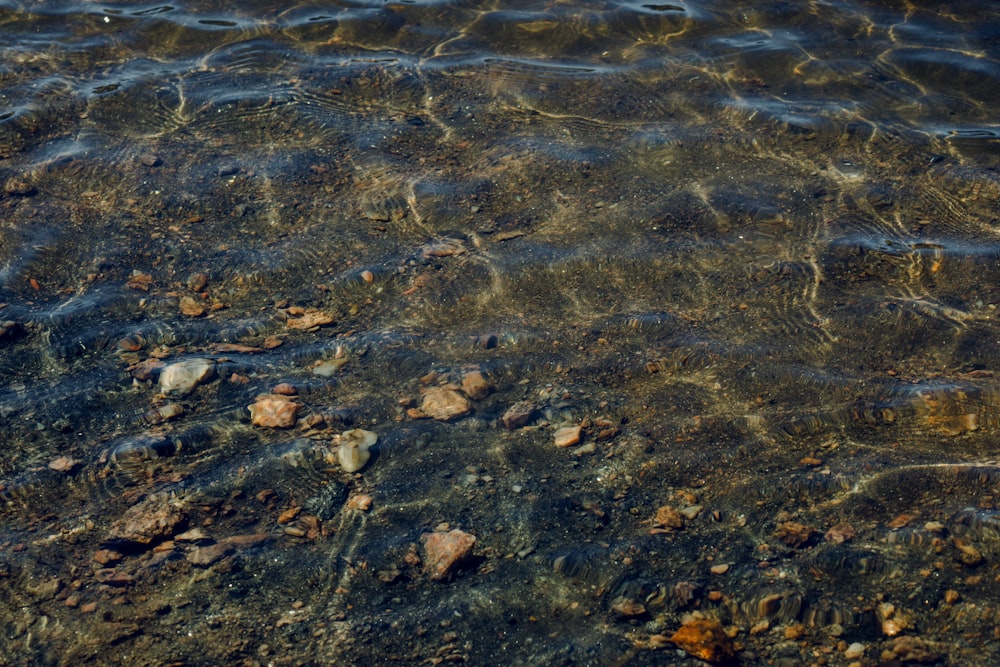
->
[421,529,477,581]
[669,618,735,663]
[105,498,185,548]
[420,386,470,421]
[502,401,536,430]
[250,394,300,428]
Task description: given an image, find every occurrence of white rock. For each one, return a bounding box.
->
[337,429,377,472]
[159,358,214,395]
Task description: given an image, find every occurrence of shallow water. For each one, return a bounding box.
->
[2,1,1000,664]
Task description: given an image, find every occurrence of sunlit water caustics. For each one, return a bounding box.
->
[2,0,1000,664]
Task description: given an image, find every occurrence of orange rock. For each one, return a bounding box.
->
[420,386,471,421]
[179,296,205,317]
[461,370,491,400]
[250,395,300,428]
[420,529,476,581]
[668,618,735,663]
[347,494,373,511]
[655,505,684,530]
[554,424,582,448]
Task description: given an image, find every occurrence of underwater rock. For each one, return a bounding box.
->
[420,386,470,421]
[421,528,476,581]
[250,395,300,429]
[158,358,214,395]
[668,618,735,664]
[337,429,376,472]
[461,370,491,400]
[502,401,536,430]
[554,424,582,448]
[105,497,186,549]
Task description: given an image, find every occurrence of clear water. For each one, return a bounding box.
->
[2,1,1000,664]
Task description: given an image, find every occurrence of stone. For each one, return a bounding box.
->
[655,506,684,530]
[668,618,735,663]
[554,424,582,448]
[844,642,865,660]
[105,497,185,548]
[286,310,334,330]
[347,494,373,511]
[420,529,476,581]
[187,272,209,291]
[179,296,205,317]
[461,370,491,400]
[420,386,470,421]
[250,395,300,429]
[48,456,80,473]
[774,521,814,547]
[159,358,214,395]
[186,543,234,566]
[337,429,376,472]
[501,401,536,430]
[825,522,856,544]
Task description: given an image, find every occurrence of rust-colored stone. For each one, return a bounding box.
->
[668,618,735,663]
[420,529,476,581]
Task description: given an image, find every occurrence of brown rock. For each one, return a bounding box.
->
[250,395,300,428]
[105,497,185,548]
[272,382,298,396]
[825,522,856,544]
[554,424,582,448]
[421,529,477,581]
[774,521,815,548]
[669,618,735,663]
[186,542,235,566]
[891,636,937,662]
[93,549,123,565]
[347,494,373,511]
[420,386,470,421]
[179,296,205,317]
[502,401,536,430]
[654,505,685,530]
[286,310,335,330]
[461,370,491,400]
[187,272,209,292]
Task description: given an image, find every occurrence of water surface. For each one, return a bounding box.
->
[2,1,1000,664]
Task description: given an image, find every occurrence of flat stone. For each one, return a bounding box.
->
[159,358,214,395]
[554,424,582,448]
[421,529,477,581]
[250,395,300,428]
[186,542,235,566]
[105,497,185,548]
[420,386,471,421]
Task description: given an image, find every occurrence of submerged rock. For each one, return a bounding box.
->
[250,395,300,429]
[421,529,477,581]
[420,386,471,421]
[669,618,735,664]
[337,429,376,472]
[159,358,214,395]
